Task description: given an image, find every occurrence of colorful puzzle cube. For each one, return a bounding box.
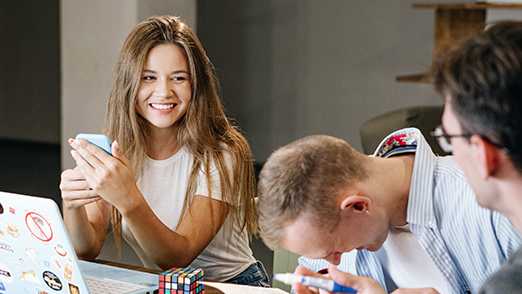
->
[159,267,204,294]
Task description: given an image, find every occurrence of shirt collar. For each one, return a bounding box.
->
[373,128,437,227]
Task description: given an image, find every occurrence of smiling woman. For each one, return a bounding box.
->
[136,43,192,140]
[59,15,269,286]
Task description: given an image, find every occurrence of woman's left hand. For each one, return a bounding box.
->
[69,139,141,211]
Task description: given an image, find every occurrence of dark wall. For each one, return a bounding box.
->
[196,1,274,164]
[0,1,61,205]
[0,1,61,144]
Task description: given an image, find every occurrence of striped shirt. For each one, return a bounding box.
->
[298,128,522,294]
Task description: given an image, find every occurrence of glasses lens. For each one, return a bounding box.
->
[433,126,453,153]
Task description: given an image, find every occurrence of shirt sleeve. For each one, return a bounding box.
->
[195,151,234,202]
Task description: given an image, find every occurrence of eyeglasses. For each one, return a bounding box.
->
[430,125,472,153]
[430,124,508,154]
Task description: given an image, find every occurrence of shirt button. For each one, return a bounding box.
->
[428,220,436,228]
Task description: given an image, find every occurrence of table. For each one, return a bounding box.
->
[93,259,224,294]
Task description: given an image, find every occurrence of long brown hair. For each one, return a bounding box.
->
[103,15,257,254]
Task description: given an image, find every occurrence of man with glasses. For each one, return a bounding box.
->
[258,126,521,294]
[431,20,522,294]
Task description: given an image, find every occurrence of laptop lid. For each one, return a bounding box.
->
[0,191,158,294]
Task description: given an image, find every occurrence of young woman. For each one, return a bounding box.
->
[59,15,269,286]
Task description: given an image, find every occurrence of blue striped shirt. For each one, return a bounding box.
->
[298,128,522,294]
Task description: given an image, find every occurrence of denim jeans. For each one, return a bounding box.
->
[225,260,270,287]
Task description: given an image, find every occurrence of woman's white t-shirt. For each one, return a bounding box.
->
[121,146,255,281]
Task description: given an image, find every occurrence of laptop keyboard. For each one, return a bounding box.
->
[85,275,144,294]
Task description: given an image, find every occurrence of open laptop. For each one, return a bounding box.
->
[0,191,159,294]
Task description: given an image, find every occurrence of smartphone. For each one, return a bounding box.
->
[75,133,112,155]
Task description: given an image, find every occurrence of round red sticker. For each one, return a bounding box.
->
[25,212,53,242]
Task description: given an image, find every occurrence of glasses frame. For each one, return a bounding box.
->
[430,124,508,154]
[430,125,472,153]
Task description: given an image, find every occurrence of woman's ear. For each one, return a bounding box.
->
[339,195,371,213]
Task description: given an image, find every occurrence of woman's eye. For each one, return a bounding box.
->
[142,76,155,81]
[172,76,186,82]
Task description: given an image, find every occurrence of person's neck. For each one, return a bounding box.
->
[495,175,522,235]
[366,154,415,228]
[146,127,182,160]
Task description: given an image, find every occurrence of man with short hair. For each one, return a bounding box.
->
[258,126,521,294]
[431,20,522,294]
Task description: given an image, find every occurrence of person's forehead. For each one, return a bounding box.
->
[282,217,331,254]
[442,98,461,131]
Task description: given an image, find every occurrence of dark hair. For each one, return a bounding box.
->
[431,20,522,172]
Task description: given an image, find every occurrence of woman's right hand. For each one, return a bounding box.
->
[60,166,102,208]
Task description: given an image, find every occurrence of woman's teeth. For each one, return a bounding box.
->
[151,103,175,110]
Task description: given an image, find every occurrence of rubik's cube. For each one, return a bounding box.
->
[159,267,204,294]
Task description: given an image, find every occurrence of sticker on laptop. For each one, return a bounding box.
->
[0,263,13,283]
[43,270,62,291]
[0,241,14,254]
[69,283,80,294]
[54,243,67,257]
[4,221,19,238]
[21,246,40,264]
[18,269,40,284]
[25,212,53,243]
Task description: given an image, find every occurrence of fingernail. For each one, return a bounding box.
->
[71,150,77,157]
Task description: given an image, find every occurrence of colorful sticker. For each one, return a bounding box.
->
[4,221,19,238]
[51,257,61,269]
[25,212,53,242]
[18,269,40,284]
[42,271,62,291]
[63,259,73,282]
[34,287,49,294]
[0,241,14,254]
[0,281,5,291]
[69,283,80,294]
[21,247,40,264]
[0,263,13,283]
[9,207,15,214]
[54,243,67,257]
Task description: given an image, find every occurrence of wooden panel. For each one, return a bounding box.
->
[413,3,522,10]
[434,8,485,55]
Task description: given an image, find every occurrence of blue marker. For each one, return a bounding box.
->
[273,273,357,293]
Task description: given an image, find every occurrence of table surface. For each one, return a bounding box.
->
[93,259,224,294]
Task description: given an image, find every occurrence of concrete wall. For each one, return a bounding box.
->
[197,1,522,162]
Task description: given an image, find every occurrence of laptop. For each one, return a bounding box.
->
[0,191,159,294]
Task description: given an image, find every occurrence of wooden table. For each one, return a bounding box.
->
[93,259,224,293]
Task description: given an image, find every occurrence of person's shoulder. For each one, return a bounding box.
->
[480,249,522,294]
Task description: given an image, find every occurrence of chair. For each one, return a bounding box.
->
[360,105,447,156]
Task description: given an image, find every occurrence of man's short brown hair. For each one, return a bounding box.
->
[257,135,369,250]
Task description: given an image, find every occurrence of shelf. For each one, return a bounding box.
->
[397,2,522,83]
[413,3,522,10]
[395,73,430,83]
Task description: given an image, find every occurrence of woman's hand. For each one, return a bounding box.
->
[69,139,142,212]
[60,166,101,208]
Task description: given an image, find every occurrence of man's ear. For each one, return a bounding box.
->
[339,195,371,213]
[470,135,500,178]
